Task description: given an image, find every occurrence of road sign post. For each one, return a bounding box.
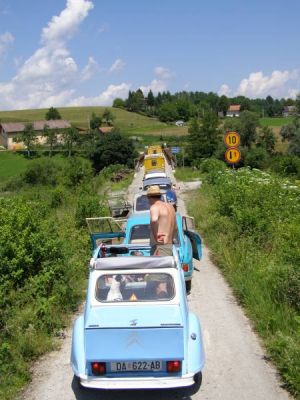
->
[224,131,241,166]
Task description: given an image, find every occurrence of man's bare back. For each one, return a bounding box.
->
[150,201,176,245]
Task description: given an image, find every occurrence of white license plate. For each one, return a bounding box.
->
[111,360,162,372]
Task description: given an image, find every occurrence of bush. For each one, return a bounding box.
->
[75,194,107,228]
[64,157,93,187]
[22,158,61,186]
[270,155,300,178]
[244,147,269,169]
[50,186,66,208]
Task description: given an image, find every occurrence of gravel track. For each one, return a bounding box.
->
[20,162,292,400]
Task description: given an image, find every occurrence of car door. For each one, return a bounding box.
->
[86,217,126,251]
[182,216,202,260]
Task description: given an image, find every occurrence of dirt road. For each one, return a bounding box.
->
[20,163,292,400]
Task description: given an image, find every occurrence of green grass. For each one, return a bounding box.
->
[0,152,30,183]
[174,167,202,181]
[259,117,293,127]
[0,107,165,132]
[187,171,300,397]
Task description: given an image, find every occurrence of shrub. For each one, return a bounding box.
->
[50,186,66,208]
[64,157,93,187]
[244,147,269,170]
[22,158,61,185]
[75,194,107,228]
[270,155,300,178]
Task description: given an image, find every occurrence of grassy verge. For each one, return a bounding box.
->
[174,167,203,181]
[185,167,300,397]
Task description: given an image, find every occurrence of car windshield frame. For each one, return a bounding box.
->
[129,223,180,245]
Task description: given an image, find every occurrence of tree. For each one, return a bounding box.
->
[113,98,125,108]
[295,93,300,115]
[147,90,155,108]
[62,126,79,157]
[90,112,102,130]
[90,132,136,172]
[187,110,220,160]
[218,95,230,117]
[14,123,37,157]
[102,108,115,126]
[257,126,276,154]
[45,107,61,120]
[157,102,178,122]
[43,124,57,157]
[239,111,260,148]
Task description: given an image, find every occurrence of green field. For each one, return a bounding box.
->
[0,152,31,184]
[0,106,184,135]
[259,117,293,127]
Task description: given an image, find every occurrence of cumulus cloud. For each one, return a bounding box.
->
[154,66,175,80]
[109,58,125,73]
[0,0,96,110]
[81,56,99,80]
[139,66,175,95]
[218,84,231,96]
[42,0,93,45]
[68,82,131,106]
[236,70,299,98]
[0,32,14,56]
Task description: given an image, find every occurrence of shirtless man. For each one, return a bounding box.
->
[147,185,176,256]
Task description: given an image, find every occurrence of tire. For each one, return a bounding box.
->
[185,280,192,293]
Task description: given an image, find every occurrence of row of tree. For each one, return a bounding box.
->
[186,110,300,164]
[113,90,300,122]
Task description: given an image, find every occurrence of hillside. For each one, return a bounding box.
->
[0,106,188,137]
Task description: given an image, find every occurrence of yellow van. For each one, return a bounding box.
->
[144,154,165,173]
[145,145,163,156]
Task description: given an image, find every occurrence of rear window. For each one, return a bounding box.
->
[129,224,180,245]
[96,272,175,302]
[129,224,150,243]
[135,195,165,211]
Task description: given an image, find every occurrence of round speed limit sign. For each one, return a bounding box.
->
[225,148,241,164]
[224,131,240,148]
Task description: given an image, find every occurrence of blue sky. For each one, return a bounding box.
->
[0,0,299,110]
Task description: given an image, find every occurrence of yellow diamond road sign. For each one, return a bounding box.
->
[224,131,240,148]
[225,148,241,164]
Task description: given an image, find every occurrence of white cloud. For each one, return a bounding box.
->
[42,0,94,46]
[154,66,175,80]
[140,79,168,95]
[139,66,175,95]
[0,0,95,110]
[218,84,231,96]
[81,56,99,80]
[236,70,299,98]
[109,58,125,73]
[0,32,14,56]
[69,83,131,106]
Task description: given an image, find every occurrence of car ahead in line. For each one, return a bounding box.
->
[133,190,167,213]
[144,171,167,180]
[86,213,202,292]
[143,177,172,191]
[71,244,205,391]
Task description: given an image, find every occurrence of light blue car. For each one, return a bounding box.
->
[71,244,205,391]
[87,212,202,292]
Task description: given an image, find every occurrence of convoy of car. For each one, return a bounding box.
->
[71,147,204,393]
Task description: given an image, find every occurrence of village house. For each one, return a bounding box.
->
[226,104,241,117]
[98,126,114,135]
[0,120,71,150]
[282,105,297,117]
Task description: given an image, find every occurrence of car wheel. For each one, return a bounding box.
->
[185,280,192,293]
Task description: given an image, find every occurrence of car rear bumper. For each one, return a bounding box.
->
[78,373,196,389]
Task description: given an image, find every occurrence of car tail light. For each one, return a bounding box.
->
[91,362,106,375]
[167,360,181,373]
[182,263,189,272]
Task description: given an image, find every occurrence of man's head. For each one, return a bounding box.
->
[147,185,162,204]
